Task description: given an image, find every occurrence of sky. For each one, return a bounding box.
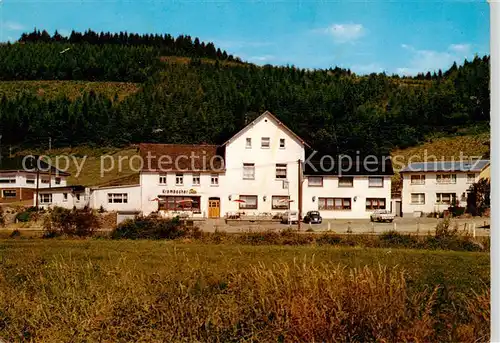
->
[0,0,490,75]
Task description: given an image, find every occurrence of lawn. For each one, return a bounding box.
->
[0,240,490,342]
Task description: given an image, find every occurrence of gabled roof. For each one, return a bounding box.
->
[0,156,71,176]
[222,111,311,148]
[400,159,490,173]
[304,155,394,176]
[139,143,225,172]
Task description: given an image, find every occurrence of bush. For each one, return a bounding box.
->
[379,230,419,248]
[15,211,31,223]
[43,207,101,237]
[435,218,459,239]
[111,214,201,240]
[448,206,466,217]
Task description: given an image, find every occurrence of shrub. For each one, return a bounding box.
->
[448,206,466,217]
[111,215,200,240]
[15,211,31,223]
[43,207,101,237]
[435,218,459,239]
[379,231,419,248]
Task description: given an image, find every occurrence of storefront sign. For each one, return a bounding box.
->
[162,189,198,195]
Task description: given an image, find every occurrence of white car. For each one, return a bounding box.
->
[281,210,299,224]
[370,210,395,223]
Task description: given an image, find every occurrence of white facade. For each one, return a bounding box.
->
[221,112,305,216]
[92,184,141,213]
[302,175,392,219]
[36,189,87,210]
[401,171,480,215]
[0,171,68,189]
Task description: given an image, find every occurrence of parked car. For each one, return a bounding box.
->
[303,211,322,224]
[370,209,395,223]
[281,210,299,224]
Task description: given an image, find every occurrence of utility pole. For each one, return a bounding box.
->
[298,159,303,231]
[35,159,40,210]
[49,137,52,151]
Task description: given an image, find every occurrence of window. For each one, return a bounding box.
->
[192,174,201,186]
[2,190,16,198]
[276,164,287,179]
[410,193,425,205]
[41,178,49,184]
[436,193,456,205]
[261,137,270,148]
[159,196,201,213]
[39,194,52,204]
[55,177,61,185]
[26,176,35,184]
[239,195,258,209]
[159,174,167,184]
[366,198,386,210]
[410,175,425,185]
[76,194,81,202]
[308,176,323,187]
[243,163,255,180]
[175,173,184,185]
[368,177,384,188]
[108,193,128,204]
[436,174,457,184]
[338,177,353,187]
[279,138,285,148]
[318,197,351,210]
[246,137,252,148]
[467,173,476,184]
[272,195,290,210]
[211,174,219,186]
[0,174,16,184]
[63,193,68,202]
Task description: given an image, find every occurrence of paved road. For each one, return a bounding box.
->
[200,217,490,236]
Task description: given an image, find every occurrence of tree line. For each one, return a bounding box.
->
[0,30,490,155]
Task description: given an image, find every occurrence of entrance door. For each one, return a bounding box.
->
[208,198,220,218]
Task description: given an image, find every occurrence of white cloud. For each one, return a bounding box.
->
[397,45,472,76]
[1,21,25,31]
[351,63,385,75]
[248,55,275,63]
[317,23,365,43]
[449,43,471,54]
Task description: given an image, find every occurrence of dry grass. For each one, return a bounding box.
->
[0,80,139,101]
[0,240,490,342]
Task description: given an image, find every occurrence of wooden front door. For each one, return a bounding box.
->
[208,198,220,218]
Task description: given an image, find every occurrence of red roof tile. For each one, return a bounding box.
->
[139,143,225,173]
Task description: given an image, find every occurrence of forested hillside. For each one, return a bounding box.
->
[0,29,490,155]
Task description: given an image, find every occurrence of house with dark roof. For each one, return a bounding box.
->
[0,156,70,204]
[400,159,490,216]
[302,155,394,219]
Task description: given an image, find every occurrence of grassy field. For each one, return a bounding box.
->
[0,239,490,342]
[0,80,139,101]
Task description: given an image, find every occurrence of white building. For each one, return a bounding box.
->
[0,156,70,204]
[302,157,393,219]
[400,160,490,216]
[32,111,394,220]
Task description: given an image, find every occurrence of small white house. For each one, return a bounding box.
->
[400,159,490,216]
[36,185,87,210]
[1,156,70,204]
